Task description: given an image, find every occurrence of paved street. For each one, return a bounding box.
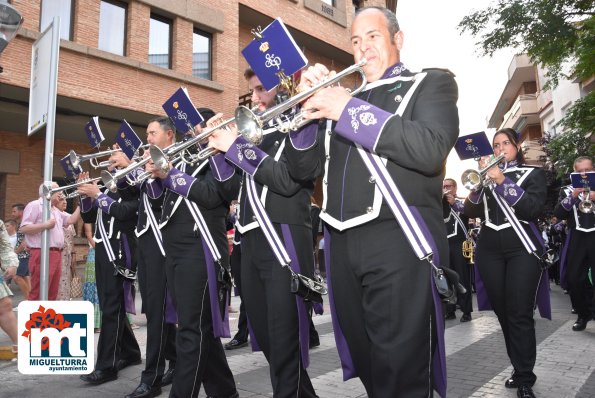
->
[1,274,594,398]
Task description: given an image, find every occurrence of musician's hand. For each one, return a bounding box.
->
[444,193,456,205]
[479,156,505,185]
[485,165,505,185]
[206,113,237,153]
[77,183,100,199]
[152,166,169,180]
[108,149,131,171]
[77,171,90,183]
[298,64,349,121]
[302,86,352,122]
[572,188,584,199]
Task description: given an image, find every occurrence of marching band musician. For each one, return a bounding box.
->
[206,69,319,398]
[463,128,550,398]
[554,156,595,332]
[109,117,178,398]
[442,178,473,322]
[77,167,142,386]
[284,6,459,397]
[150,108,240,398]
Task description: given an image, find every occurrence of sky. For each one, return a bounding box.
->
[396,0,516,196]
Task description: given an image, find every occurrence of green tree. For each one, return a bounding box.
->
[458,0,594,88]
[459,0,594,178]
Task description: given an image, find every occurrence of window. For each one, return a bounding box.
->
[148,14,171,69]
[192,29,212,80]
[98,0,126,55]
[40,0,73,40]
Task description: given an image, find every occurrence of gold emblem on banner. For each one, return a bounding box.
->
[259,41,270,52]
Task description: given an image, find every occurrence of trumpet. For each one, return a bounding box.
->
[578,186,593,213]
[100,156,154,192]
[462,238,475,264]
[461,154,506,192]
[234,58,368,143]
[69,149,121,169]
[149,117,247,171]
[42,177,107,200]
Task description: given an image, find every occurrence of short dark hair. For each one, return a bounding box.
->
[494,128,525,164]
[574,156,593,169]
[148,116,176,135]
[197,107,216,128]
[355,6,400,42]
[5,219,17,227]
[12,203,24,211]
[244,68,256,80]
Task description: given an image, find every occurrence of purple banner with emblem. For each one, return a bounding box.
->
[114,120,142,160]
[59,153,83,178]
[241,18,307,91]
[162,87,204,135]
[84,116,104,149]
[570,171,595,189]
[454,131,494,160]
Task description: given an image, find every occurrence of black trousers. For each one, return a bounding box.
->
[94,238,141,371]
[565,230,595,319]
[446,237,473,315]
[241,225,317,398]
[137,233,177,386]
[229,244,248,341]
[328,219,441,398]
[475,227,542,386]
[163,223,236,398]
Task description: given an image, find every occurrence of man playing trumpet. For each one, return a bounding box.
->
[283,6,459,398]
[206,70,320,398]
[554,156,595,332]
[442,178,473,322]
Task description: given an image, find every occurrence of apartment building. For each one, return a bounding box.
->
[487,54,593,166]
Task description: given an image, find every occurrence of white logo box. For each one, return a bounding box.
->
[18,301,94,375]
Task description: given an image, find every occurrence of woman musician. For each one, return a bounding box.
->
[463,128,550,398]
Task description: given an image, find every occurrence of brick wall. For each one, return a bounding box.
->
[0,0,392,215]
[0,131,92,219]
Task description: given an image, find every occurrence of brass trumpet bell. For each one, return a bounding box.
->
[461,154,506,192]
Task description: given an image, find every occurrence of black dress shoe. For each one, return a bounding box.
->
[161,367,174,387]
[117,357,142,371]
[517,385,536,398]
[460,313,472,322]
[572,317,590,331]
[505,373,519,388]
[224,339,248,350]
[80,369,117,385]
[444,312,456,320]
[125,383,162,398]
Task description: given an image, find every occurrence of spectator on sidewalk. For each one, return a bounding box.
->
[20,183,80,300]
[56,195,77,301]
[0,219,19,358]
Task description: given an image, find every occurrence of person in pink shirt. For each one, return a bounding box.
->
[20,182,80,300]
